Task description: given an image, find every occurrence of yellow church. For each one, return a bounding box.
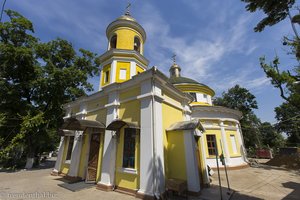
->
[52,10,248,199]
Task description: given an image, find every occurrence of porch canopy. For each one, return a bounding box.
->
[166,119,205,132]
[106,119,140,131]
[61,117,106,131]
[58,129,74,136]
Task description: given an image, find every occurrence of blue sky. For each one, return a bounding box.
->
[3,0,297,123]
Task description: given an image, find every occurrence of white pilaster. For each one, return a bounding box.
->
[153,83,165,195]
[220,121,230,164]
[184,130,201,192]
[52,136,65,173]
[110,60,117,83]
[68,131,83,177]
[138,80,154,196]
[99,91,119,187]
[130,61,136,78]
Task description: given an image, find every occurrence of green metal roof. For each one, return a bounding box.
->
[169,76,207,87]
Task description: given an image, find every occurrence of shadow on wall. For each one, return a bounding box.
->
[240,145,248,163]
[146,154,164,198]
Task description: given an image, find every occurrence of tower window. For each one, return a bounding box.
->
[134,36,141,53]
[190,92,197,102]
[105,70,110,83]
[110,35,117,49]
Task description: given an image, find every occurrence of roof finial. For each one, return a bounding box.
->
[172,53,176,64]
[125,2,131,16]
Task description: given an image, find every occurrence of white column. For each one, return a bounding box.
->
[182,103,191,120]
[184,130,201,192]
[99,65,103,91]
[52,136,65,174]
[130,61,136,78]
[236,123,248,162]
[99,91,119,187]
[110,60,117,83]
[138,80,154,196]
[68,131,83,177]
[220,121,230,164]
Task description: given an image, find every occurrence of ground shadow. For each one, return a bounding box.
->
[231,192,264,200]
[0,158,56,173]
[282,181,300,200]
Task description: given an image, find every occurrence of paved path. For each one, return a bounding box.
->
[0,159,299,200]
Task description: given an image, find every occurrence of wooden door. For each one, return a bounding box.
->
[86,134,100,182]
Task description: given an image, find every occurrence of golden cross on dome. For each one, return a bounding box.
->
[172,53,176,64]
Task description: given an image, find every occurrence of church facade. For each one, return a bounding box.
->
[52,11,248,198]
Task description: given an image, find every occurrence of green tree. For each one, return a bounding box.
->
[259,122,285,149]
[214,85,262,148]
[241,0,300,145]
[241,0,295,32]
[0,10,99,168]
[275,103,300,146]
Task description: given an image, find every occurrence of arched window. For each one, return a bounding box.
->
[110,35,117,49]
[134,36,141,53]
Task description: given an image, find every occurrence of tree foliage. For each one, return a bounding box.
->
[214,85,261,148]
[0,10,99,168]
[259,122,285,149]
[241,0,300,146]
[241,0,295,32]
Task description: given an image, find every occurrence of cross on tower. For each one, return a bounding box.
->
[125,3,131,15]
[172,54,176,64]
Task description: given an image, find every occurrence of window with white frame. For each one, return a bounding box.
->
[66,136,74,161]
[119,69,127,80]
[230,135,238,154]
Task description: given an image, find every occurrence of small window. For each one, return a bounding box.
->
[66,136,74,161]
[110,35,117,49]
[230,135,238,154]
[105,71,110,83]
[190,92,197,102]
[203,94,207,99]
[122,128,137,168]
[134,37,141,52]
[206,135,216,156]
[119,69,127,80]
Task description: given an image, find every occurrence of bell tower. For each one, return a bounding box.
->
[98,8,149,90]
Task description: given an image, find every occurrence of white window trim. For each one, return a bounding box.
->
[117,167,138,175]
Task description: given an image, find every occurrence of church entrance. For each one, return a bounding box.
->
[86,133,100,182]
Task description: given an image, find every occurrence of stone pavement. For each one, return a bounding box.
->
[0,158,299,200]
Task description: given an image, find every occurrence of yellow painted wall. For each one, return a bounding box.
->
[61,136,70,174]
[162,103,184,179]
[87,97,108,111]
[115,127,140,190]
[78,133,90,178]
[166,130,187,180]
[119,100,141,124]
[101,64,111,87]
[86,109,107,125]
[226,130,241,157]
[203,130,223,158]
[119,87,140,101]
[114,28,144,53]
[116,61,130,83]
[136,65,145,74]
[72,106,80,115]
[175,84,215,97]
